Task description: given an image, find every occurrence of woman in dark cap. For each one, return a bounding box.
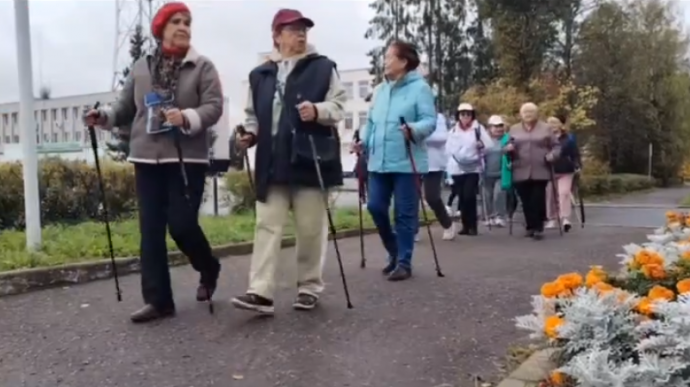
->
[85,1,224,323]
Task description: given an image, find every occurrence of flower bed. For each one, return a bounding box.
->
[515,211,690,387]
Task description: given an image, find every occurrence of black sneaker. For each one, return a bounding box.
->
[231,294,275,315]
[293,293,319,311]
[387,266,412,281]
[382,259,397,275]
[531,230,544,240]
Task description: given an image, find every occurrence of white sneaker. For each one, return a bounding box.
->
[415,233,421,242]
[483,219,492,227]
[445,205,453,216]
[442,223,456,240]
[494,217,506,227]
[454,211,461,217]
[563,219,572,232]
[545,220,556,229]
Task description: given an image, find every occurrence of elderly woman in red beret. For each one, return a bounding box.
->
[85,2,224,323]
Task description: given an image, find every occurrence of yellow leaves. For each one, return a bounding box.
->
[460,76,599,132]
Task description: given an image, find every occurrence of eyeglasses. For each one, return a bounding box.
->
[283,23,309,33]
[458,111,473,116]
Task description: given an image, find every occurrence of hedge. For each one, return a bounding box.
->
[578,173,654,197]
[0,158,136,230]
[0,159,654,231]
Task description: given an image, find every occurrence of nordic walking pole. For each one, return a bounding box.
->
[309,134,353,308]
[172,122,213,315]
[235,125,255,195]
[480,176,492,231]
[574,171,585,227]
[507,137,515,236]
[400,117,444,277]
[87,102,122,302]
[353,129,366,269]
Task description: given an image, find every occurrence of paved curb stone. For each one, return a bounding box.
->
[0,219,449,297]
[496,348,557,387]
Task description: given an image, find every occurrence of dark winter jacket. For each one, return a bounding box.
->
[553,132,581,174]
[244,45,347,202]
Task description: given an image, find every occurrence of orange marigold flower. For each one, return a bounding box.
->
[541,281,567,298]
[556,273,583,290]
[648,285,675,301]
[544,316,564,339]
[641,263,666,280]
[666,211,679,220]
[677,278,690,294]
[633,250,664,268]
[637,297,654,315]
[585,266,607,287]
[550,371,565,386]
[593,282,615,295]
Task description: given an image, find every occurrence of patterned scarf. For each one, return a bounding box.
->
[150,45,183,103]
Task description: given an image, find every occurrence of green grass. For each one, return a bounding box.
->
[0,208,381,272]
[1,208,437,272]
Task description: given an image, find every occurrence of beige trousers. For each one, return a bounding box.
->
[247,186,328,300]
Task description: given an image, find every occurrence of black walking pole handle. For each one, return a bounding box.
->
[399,117,416,145]
[86,102,101,147]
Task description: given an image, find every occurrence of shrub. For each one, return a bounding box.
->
[578,174,653,197]
[224,170,255,213]
[515,213,690,387]
[0,158,136,230]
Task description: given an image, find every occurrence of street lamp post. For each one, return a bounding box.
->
[13,0,42,249]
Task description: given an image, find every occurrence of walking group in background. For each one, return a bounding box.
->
[83,2,582,323]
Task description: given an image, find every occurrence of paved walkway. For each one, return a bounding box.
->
[1,226,647,387]
[1,187,687,387]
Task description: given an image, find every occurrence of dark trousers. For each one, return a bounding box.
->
[424,171,452,228]
[452,173,479,230]
[134,162,220,309]
[367,172,419,269]
[514,179,548,232]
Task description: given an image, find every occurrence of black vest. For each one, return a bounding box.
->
[248,54,343,202]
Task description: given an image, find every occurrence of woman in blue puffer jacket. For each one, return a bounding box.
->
[351,40,436,281]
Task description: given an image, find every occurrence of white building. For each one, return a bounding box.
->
[0,92,117,162]
[240,52,374,173]
[0,92,231,164]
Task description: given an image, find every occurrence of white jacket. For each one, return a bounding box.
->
[445,121,493,176]
[425,113,449,172]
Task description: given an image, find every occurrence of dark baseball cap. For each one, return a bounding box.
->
[272,9,314,30]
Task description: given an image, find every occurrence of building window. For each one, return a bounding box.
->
[51,109,57,121]
[358,81,369,99]
[52,133,58,142]
[62,108,68,120]
[41,110,47,122]
[343,82,353,99]
[13,135,19,143]
[358,111,368,129]
[73,107,79,120]
[43,134,48,143]
[2,114,7,126]
[75,131,81,142]
[11,113,17,126]
[344,112,353,130]
[63,132,69,142]
[4,136,9,144]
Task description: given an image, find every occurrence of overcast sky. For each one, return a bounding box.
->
[0,0,375,119]
[0,0,688,120]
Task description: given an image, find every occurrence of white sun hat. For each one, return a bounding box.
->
[487,115,504,126]
[457,103,474,111]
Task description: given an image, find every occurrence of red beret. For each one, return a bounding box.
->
[151,2,190,40]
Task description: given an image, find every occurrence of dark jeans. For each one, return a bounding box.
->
[367,172,419,269]
[514,179,548,232]
[134,163,220,309]
[452,173,479,231]
[424,171,452,229]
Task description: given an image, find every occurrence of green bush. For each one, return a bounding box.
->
[578,173,653,197]
[0,158,136,230]
[224,170,255,213]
